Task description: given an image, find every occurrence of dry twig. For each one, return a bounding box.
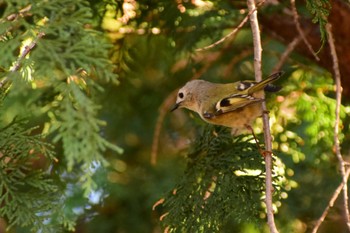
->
[272,35,302,73]
[247,0,279,232]
[151,89,177,165]
[0,32,45,88]
[0,4,32,23]
[312,22,350,233]
[328,22,350,230]
[325,23,349,231]
[290,0,320,61]
[0,5,32,42]
[196,0,265,52]
[312,169,350,233]
[223,49,253,77]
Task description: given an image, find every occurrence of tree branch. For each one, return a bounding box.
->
[247,0,279,232]
[151,89,177,165]
[0,31,45,88]
[326,23,350,230]
[260,0,350,98]
[196,0,265,52]
[290,0,320,61]
[312,169,350,233]
[272,35,302,73]
[0,5,32,42]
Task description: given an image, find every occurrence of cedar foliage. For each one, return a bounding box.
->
[2,0,349,233]
[306,0,331,45]
[160,126,278,232]
[0,0,121,231]
[0,121,69,232]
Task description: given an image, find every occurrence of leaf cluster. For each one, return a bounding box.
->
[160,126,280,232]
[275,70,342,165]
[0,120,74,232]
[115,0,244,52]
[0,0,122,231]
[306,0,331,46]
[1,0,122,187]
[269,69,350,229]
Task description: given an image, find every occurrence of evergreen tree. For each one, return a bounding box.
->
[1,0,350,232]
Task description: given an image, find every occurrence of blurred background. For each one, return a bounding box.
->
[1,0,350,232]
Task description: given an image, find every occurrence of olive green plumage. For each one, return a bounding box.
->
[171,72,283,134]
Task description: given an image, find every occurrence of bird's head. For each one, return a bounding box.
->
[170,80,201,112]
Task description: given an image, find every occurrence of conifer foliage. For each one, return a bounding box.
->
[1,0,349,232]
[160,126,279,232]
[0,0,121,231]
[0,120,72,232]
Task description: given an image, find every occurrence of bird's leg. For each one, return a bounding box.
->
[244,124,262,152]
[244,124,272,157]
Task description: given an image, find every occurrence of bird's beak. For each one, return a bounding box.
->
[170,103,180,112]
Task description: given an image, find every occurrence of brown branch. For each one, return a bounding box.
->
[1,4,32,22]
[150,89,177,165]
[0,5,32,42]
[196,0,265,52]
[260,0,350,98]
[11,32,45,73]
[0,32,45,89]
[326,23,350,230]
[312,168,350,233]
[290,0,320,61]
[272,35,302,73]
[247,0,279,232]
[223,49,253,77]
[248,2,262,81]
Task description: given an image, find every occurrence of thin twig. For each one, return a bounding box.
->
[290,0,320,61]
[196,0,265,52]
[247,0,279,232]
[223,49,253,77]
[11,32,45,72]
[247,0,262,81]
[0,5,32,42]
[0,4,32,23]
[326,23,350,231]
[151,89,177,165]
[0,32,45,88]
[312,169,350,233]
[272,35,302,73]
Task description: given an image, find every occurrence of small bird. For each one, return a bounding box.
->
[171,72,283,134]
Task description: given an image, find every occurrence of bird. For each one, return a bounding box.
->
[170,72,283,134]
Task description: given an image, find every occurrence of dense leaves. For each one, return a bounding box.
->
[160,127,273,232]
[0,121,73,232]
[0,0,121,231]
[1,0,349,232]
[306,0,331,45]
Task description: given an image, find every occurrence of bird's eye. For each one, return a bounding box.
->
[178,92,184,98]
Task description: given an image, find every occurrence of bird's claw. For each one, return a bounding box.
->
[203,112,215,119]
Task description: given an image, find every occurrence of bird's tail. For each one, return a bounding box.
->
[247,71,284,94]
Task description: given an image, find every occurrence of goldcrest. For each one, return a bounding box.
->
[171,72,283,134]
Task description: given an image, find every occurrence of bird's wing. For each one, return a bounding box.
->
[214,94,263,115]
[202,72,283,118]
[212,72,283,115]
